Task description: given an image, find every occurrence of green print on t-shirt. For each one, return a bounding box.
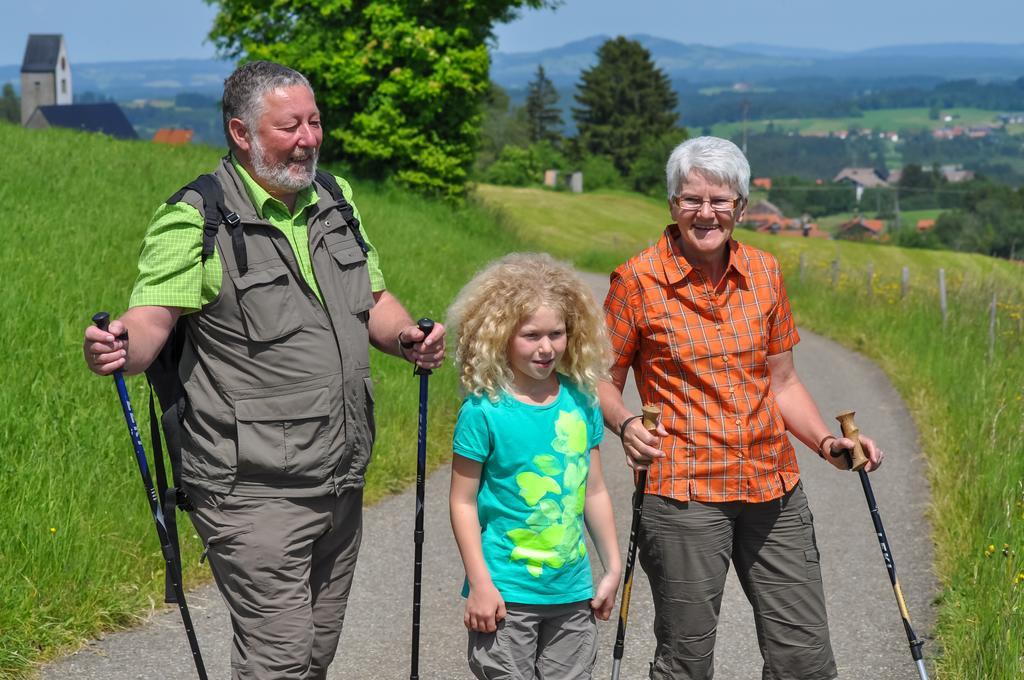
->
[506,410,590,577]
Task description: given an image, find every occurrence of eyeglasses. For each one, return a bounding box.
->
[674,196,741,213]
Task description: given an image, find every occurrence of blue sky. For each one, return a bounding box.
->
[3,0,1023,66]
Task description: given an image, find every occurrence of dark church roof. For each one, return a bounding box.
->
[35,103,138,140]
[21,34,63,73]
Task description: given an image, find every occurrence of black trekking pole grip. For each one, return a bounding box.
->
[413,318,435,377]
[410,316,433,680]
[92,312,208,680]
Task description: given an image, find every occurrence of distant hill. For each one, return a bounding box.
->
[856,43,1024,59]
[489,35,1024,88]
[725,43,846,60]
[489,35,814,88]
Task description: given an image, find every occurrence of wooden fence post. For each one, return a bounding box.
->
[901,266,910,299]
[938,268,948,327]
[799,252,806,282]
[866,262,874,299]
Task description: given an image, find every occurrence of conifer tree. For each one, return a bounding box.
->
[572,37,680,175]
[524,65,562,144]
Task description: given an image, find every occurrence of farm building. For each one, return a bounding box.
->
[835,217,885,241]
[833,167,889,189]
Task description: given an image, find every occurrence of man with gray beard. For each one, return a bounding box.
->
[82,61,445,679]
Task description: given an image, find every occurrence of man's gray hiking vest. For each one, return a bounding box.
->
[169,158,376,498]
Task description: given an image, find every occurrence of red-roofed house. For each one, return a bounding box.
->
[836,217,885,241]
[153,128,193,145]
[752,177,772,190]
[917,219,936,232]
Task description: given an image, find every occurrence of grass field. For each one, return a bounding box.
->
[710,107,1012,138]
[0,123,522,678]
[477,183,1024,679]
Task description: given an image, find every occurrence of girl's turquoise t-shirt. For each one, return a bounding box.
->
[453,374,604,605]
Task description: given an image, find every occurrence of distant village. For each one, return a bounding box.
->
[740,164,967,242]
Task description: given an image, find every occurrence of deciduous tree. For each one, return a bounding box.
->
[572,37,679,175]
[475,82,529,175]
[207,0,556,199]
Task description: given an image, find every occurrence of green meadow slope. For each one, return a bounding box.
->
[476,184,1024,291]
[0,123,521,678]
[478,183,1024,679]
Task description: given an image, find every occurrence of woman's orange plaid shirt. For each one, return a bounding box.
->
[604,226,802,503]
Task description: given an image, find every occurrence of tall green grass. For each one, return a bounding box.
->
[785,262,1024,680]
[0,123,521,678]
[478,183,1024,678]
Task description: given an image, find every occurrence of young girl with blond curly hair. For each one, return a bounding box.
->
[447,252,621,680]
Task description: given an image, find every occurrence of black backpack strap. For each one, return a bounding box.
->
[315,170,369,256]
[167,173,245,271]
[314,169,344,201]
[144,320,193,605]
[148,385,184,604]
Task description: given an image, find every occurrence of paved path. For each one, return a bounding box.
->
[43,272,936,680]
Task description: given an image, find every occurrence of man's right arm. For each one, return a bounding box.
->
[84,197,209,377]
[84,305,180,376]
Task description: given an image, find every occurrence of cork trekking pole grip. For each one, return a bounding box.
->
[835,410,870,471]
[641,404,660,433]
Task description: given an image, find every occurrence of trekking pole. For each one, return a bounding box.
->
[835,410,928,680]
[410,318,434,680]
[92,312,208,680]
[611,404,660,680]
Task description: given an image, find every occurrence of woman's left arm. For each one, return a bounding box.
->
[767,350,884,472]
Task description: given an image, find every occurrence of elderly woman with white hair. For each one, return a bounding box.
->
[598,136,885,679]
